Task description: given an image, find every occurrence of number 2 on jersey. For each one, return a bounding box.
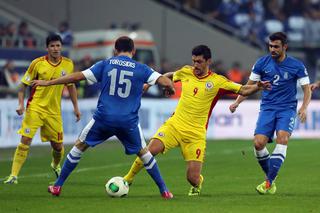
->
[108,68,133,98]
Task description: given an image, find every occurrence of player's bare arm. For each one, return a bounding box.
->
[238,81,271,96]
[298,84,311,123]
[163,72,174,80]
[310,81,320,91]
[156,75,175,97]
[16,83,28,115]
[67,84,81,122]
[229,79,257,113]
[32,72,86,87]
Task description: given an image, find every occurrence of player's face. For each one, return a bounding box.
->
[47,40,62,59]
[268,40,287,59]
[192,55,210,76]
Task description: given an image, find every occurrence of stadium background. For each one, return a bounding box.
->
[0,1,320,212]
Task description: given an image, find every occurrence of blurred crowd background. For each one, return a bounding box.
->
[1,0,320,99]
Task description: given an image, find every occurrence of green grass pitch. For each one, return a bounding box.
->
[0,139,319,213]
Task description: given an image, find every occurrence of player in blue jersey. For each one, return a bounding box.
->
[229,32,311,194]
[32,36,175,199]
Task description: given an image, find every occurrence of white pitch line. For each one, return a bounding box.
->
[0,146,253,181]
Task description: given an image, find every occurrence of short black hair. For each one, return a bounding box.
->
[115,36,134,52]
[192,45,212,60]
[269,32,288,45]
[46,33,62,47]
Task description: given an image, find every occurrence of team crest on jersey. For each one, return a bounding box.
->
[205,81,214,90]
[158,132,165,137]
[24,128,30,134]
[284,72,288,79]
[61,70,66,76]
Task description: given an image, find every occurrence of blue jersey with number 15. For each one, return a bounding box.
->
[82,55,160,127]
[250,55,310,110]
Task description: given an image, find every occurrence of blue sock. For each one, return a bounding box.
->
[254,147,270,175]
[55,146,83,187]
[140,151,167,193]
[267,144,287,184]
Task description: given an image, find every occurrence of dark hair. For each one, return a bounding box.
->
[192,45,212,60]
[115,36,134,52]
[46,33,62,47]
[269,32,288,45]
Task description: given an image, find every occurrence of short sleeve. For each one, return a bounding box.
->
[173,66,189,82]
[21,59,39,85]
[249,58,263,81]
[220,77,242,94]
[297,63,310,85]
[87,60,105,82]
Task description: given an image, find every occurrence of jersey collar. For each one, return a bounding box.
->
[193,69,212,79]
[45,55,62,67]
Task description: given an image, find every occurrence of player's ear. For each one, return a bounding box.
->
[207,58,212,65]
[113,49,118,56]
[132,48,136,56]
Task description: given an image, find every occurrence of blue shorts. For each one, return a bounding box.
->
[78,118,147,155]
[254,108,296,141]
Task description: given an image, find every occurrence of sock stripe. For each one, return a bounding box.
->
[256,154,270,160]
[67,154,80,163]
[144,156,155,167]
[144,159,156,170]
[270,155,285,161]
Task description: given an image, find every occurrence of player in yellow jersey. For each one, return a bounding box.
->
[4,34,81,184]
[124,45,271,196]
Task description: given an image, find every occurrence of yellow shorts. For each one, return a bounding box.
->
[152,121,206,162]
[17,109,63,143]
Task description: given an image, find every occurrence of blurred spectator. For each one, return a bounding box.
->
[4,22,17,48]
[226,61,246,98]
[58,21,73,46]
[0,60,20,98]
[212,60,227,77]
[16,21,36,48]
[304,0,320,46]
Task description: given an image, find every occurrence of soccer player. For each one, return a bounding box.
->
[4,34,81,184]
[123,45,271,196]
[32,36,175,199]
[229,32,311,195]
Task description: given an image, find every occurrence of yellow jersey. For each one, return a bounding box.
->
[168,65,242,136]
[21,55,74,115]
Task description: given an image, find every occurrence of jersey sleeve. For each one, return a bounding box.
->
[66,60,74,86]
[220,76,242,94]
[21,59,40,86]
[144,65,161,85]
[249,58,264,81]
[82,60,104,84]
[173,65,189,82]
[296,63,310,85]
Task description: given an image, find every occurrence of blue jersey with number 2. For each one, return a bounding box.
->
[251,55,309,110]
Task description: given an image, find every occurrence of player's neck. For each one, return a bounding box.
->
[276,54,286,63]
[47,55,62,64]
[117,52,132,58]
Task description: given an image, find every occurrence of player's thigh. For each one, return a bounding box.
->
[152,122,180,153]
[79,118,114,147]
[276,108,296,134]
[41,114,63,143]
[116,124,146,155]
[181,139,206,163]
[255,109,277,140]
[18,110,43,139]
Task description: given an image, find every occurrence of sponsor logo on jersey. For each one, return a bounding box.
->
[61,70,67,76]
[264,70,271,73]
[25,75,30,81]
[24,128,30,134]
[284,72,288,79]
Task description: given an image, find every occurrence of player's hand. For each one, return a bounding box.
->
[74,109,81,122]
[310,83,320,91]
[298,107,307,123]
[163,87,175,97]
[31,80,49,87]
[16,105,25,116]
[143,84,151,93]
[229,102,239,113]
[257,81,272,90]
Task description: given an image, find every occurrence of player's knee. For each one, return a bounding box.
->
[276,136,288,145]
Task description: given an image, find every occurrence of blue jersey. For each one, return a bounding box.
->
[250,55,310,110]
[82,55,160,127]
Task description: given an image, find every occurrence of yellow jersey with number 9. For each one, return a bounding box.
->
[21,56,74,115]
[168,65,242,137]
